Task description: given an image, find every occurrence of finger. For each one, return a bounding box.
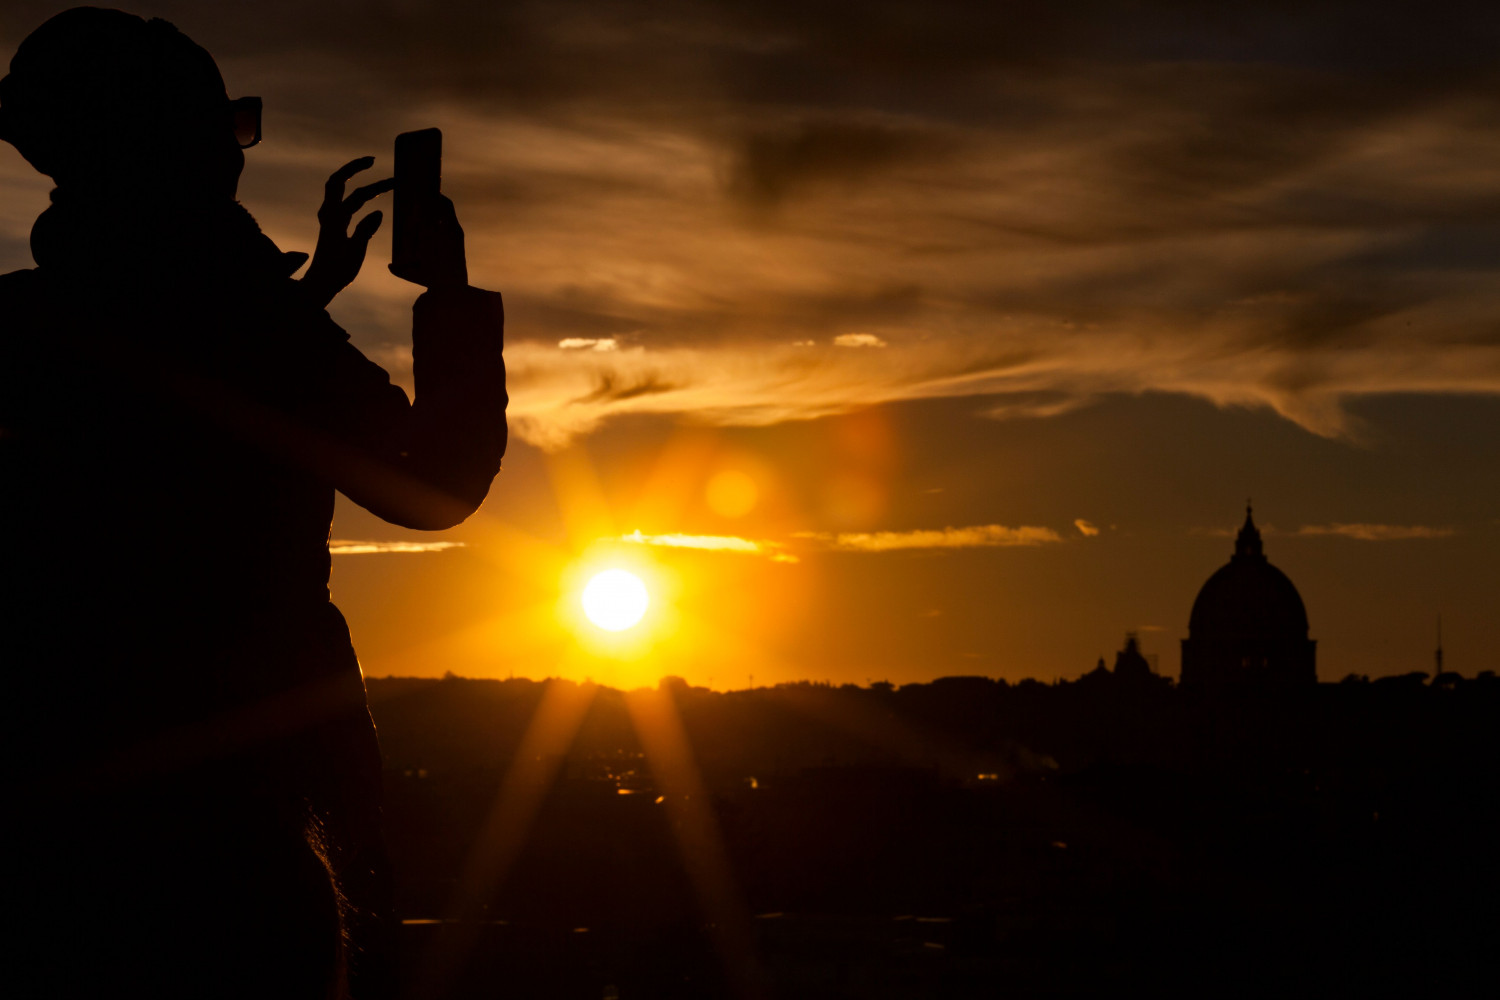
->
[327,156,375,191]
[342,178,395,216]
[321,156,376,213]
[350,210,383,245]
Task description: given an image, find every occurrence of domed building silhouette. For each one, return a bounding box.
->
[1112,632,1155,683]
[1181,506,1317,691]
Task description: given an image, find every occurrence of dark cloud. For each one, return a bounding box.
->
[727,120,950,209]
[570,370,677,405]
[505,290,652,342]
[1344,222,1500,274]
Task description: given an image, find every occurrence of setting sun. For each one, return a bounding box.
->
[581,569,649,631]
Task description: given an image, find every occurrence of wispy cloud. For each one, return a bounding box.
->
[616,523,1065,559]
[833,333,887,348]
[1074,519,1100,537]
[1296,523,1457,541]
[558,338,619,351]
[492,321,1499,448]
[329,539,467,555]
[620,529,798,562]
[799,524,1063,552]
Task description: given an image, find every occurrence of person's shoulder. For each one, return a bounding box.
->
[0,267,43,298]
[0,269,46,329]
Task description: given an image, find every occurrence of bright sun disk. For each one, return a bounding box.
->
[581,569,649,631]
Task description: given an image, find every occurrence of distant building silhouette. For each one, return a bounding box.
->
[1078,633,1164,692]
[1181,506,1317,691]
[1112,632,1154,682]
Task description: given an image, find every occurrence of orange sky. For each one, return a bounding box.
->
[2,1,1496,686]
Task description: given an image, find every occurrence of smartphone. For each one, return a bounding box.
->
[392,128,442,279]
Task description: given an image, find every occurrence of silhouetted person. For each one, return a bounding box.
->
[0,9,505,997]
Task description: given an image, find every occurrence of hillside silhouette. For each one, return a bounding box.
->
[367,670,1500,999]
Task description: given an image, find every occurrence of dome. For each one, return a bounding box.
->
[1113,633,1153,679]
[1180,506,1317,690]
[1188,507,1308,640]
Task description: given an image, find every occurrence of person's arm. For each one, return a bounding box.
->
[321,285,506,531]
[294,154,504,529]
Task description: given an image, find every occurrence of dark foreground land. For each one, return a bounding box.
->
[367,671,1500,999]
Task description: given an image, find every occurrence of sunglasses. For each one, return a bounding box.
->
[229,96,261,149]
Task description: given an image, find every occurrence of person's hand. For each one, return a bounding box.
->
[299,156,394,308]
[389,191,468,290]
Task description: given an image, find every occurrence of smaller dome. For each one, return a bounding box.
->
[1113,633,1153,679]
[1188,507,1309,642]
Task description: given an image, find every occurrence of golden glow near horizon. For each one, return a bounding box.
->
[582,568,650,631]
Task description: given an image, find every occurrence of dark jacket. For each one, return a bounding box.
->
[1,195,505,992]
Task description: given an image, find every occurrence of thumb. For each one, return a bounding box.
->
[280,250,310,276]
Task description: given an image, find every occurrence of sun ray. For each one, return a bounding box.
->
[626,686,765,999]
[456,508,575,578]
[365,597,565,677]
[414,670,599,996]
[544,442,618,545]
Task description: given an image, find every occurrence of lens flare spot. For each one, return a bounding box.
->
[582,569,649,631]
[706,469,758,518]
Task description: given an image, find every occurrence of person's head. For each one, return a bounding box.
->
[0,7,254,202]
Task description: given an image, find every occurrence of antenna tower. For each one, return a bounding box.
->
[1433,615,1444,681]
